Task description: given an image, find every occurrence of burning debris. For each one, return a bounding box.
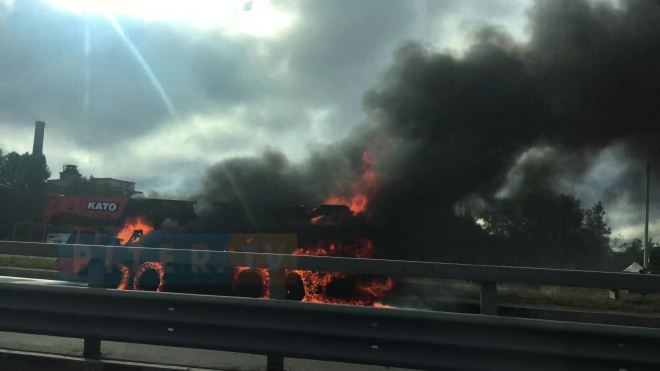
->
[309,205,351,225]
[290,238,394,306]
[231,238,394,306]
[117,216,154,245]
[110,216,165,292]
[322,150,377,216]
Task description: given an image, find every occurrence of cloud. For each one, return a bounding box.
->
[13,0,659,241]
[43,0,295,36]
[493,143,660,239]
[0,5,187,146]
[2,0,522,190]
[340,0,660,258]
[0,0,13,10]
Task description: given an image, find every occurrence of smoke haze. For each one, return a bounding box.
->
[185,0,660,259]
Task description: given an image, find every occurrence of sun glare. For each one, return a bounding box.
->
[43,0,294,36]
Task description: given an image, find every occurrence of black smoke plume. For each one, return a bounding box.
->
[190,0,660,261]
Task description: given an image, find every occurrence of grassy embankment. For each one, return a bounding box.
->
[0,255,56,270]
[395,278,660,314]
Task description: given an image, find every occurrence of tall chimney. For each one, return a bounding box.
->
[32,121,45,156]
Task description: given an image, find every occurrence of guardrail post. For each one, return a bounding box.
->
[83,338,101,358]
[267,355,285,371]
[480,281,498,315]
[267,270,286,370]
[84,259,104,358]
[269,270,286,300]
[87,258,105,289]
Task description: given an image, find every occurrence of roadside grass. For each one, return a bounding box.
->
[398,278,660,314]
[498,284,660,314]
[0,255,56,270]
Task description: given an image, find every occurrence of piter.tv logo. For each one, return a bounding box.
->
[229,234,297,273]
[60,234,298,288]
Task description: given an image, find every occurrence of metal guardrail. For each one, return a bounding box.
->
[0,266,58,280]
[2,241,660,291]
[2,281,660,370]
[2,241,660,314]
[2,240,660,369]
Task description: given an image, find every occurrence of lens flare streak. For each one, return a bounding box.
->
[106,15,177,116]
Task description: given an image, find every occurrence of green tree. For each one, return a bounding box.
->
[624,238,644,252]
[481,193,610,269]
[608,238,644,271]
[649,239,660,273]
[0,150,51,239]
[584,202,611,243]
[582,201,612,267]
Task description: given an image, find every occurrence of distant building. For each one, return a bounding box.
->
[91,178,141,197]
[47,164,142,197]
[48,165,82,189]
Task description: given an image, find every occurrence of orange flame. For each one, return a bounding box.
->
[289,238,394,306]
[114,216,158,290]
[111,261,131,290]
[117,216,154,245]
[303,150,391,306]
[324,150,376,215]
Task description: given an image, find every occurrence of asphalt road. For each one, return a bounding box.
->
[0,276,415,371]
[0,331,417,371]
[0,275,85,287]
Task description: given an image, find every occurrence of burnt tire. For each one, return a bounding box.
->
[234,270,264,298]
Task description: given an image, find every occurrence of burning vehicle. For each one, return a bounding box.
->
[87,205,390,306]
[48,150,394,306]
